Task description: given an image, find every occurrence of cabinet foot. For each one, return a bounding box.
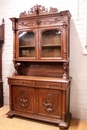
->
[6,111,14,118]
[58,113,71,130]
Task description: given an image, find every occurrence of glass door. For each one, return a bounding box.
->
[39,28,62,60]
[17,30,38,60]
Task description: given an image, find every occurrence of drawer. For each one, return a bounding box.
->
[35,81,66,89]
[8,79,35,87]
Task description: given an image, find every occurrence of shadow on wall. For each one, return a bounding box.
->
[70,19,87,119]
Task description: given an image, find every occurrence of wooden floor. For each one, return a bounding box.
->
[0,105,87,130]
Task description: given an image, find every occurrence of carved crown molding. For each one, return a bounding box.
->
[19,4,58,18]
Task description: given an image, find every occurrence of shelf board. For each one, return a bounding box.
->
[42,44,61,47]
[19,45,35,48]
[19,44,61,48]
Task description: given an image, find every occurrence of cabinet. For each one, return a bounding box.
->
[0,19,4,107]
[7,5,72,129]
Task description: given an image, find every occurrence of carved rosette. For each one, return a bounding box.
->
[19,5,58,17]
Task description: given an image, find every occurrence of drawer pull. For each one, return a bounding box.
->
[46,84,50,88]
[19,82,22,85]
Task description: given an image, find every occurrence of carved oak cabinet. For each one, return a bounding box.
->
[0,19,4,107]
[7,5,72,129]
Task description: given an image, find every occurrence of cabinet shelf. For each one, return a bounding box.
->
[19,44,61,48]
[42,44,61,47]
[19,45,35,48]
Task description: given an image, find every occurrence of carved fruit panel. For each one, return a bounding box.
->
[13,86,34,114]
[38,89,61,118]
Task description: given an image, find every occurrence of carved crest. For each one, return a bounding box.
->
[19,4,58,17]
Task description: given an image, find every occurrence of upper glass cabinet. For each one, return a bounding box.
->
[10,6,71,62]
[41,29,61,58]
[17,28,62,61]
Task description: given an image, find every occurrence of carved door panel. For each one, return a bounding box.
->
[38,89,62,119]
[12,86,34,114]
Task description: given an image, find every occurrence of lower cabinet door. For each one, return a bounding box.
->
[12,86,34,114]
[38,88,62,119]
[12,85,62,119]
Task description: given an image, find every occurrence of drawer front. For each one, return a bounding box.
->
[8,79,67,89]
[35,81,66,89]
[8,79,35,87]
[17,16,63,29]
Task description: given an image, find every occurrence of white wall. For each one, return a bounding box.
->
[0,0,87,120]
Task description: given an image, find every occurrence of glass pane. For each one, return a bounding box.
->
[19,31,35,57]
[42,30,61,57]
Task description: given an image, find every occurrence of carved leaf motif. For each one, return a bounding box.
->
[41,18,61,25]
[19,21,36,27]
[49,7,58,13]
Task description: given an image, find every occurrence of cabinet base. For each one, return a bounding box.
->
[6,110,71,130]
[59,113,72,129]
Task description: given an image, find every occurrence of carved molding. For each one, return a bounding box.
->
[19,21,36,27]
[19,5,58,17]
[40,18,61,25]
[18,18,62,27]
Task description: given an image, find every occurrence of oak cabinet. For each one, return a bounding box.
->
[7,5,72,129]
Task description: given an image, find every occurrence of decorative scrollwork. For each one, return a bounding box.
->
[41,18,61,25]
[19,21,36,27]
[49,7,58,13]
[19,4,58,17]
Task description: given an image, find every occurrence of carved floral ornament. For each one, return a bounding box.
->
[19,4,58,17]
